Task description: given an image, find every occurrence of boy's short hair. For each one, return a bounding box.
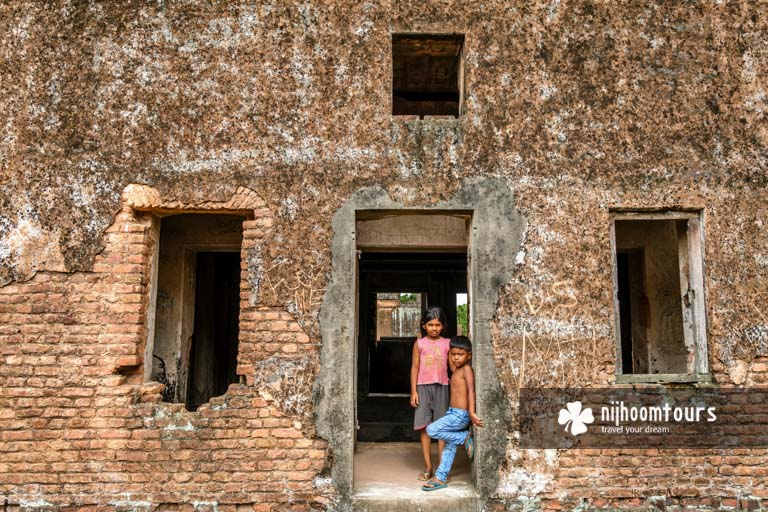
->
[450,335,472,352]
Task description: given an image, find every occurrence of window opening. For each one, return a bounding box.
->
[187,252,241,410]
[376,292,423,341]
[370,292,424,395]
[148,214,244,410]
[612,213,707,378]
[456,292,468,336]
[392,34,464,118]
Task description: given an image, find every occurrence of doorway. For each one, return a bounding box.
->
[187,251,241,410]
[315,178,525,504]
[351,213,474,501]
[356,252,468,442]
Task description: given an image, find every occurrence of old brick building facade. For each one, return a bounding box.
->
[1,1,767,511]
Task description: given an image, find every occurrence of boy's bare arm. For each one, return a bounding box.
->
[465,365,484,427]
[410,342,420,408]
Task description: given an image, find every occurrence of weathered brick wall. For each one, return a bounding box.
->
[0,205,330,511]
[502,447,768,511]
[1,1,767,510]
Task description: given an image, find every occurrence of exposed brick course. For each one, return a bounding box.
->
[0,206,329,511]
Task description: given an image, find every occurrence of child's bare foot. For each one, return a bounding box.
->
[417,470,432,481]
[464,429,475,460]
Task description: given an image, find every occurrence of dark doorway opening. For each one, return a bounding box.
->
[187,252,241,411]
[616,250,645,374]
[148,214,243,410]
[357,252,467,442]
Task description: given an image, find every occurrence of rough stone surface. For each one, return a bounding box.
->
[1,1,767,511]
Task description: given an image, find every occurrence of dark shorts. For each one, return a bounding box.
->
[414,383,450,430]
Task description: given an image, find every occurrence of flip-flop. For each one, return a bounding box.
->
[464,430,475,460]
[422,479,448,491]
[417,471,432,481]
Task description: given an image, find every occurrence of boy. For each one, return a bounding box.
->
[422,335,484,491]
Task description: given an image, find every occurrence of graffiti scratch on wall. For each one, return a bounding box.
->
[498,280,613,389]
[262,258,326,316]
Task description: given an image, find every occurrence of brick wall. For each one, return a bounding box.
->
[3,206,768,511]
[537,449,768,510]
[0,206,331,511]
[3,207,768,511]
[488,496,768,512]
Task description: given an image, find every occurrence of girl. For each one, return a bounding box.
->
[410,306,451,481]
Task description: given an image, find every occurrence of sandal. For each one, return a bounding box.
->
[417,471,432,481]
[422,478,448,491]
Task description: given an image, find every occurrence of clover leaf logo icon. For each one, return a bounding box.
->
[558,401,594,436]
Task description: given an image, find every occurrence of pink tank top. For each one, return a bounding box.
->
[416,337,450,385]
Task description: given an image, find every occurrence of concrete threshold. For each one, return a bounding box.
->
[353,442,480,512]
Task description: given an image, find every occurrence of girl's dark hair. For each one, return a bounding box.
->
[420,306,448,336]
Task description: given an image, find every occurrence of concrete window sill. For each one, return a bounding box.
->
[615,373,713,385]
[392,115,460,122]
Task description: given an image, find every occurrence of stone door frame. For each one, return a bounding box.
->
[315,178,525,506]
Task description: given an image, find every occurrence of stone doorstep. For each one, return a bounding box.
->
[353,478,480,512]
[352,494,481,512]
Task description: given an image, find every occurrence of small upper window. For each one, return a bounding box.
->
[392,34,464,118]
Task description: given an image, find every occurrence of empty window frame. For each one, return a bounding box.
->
[147,214,244,410]
[370,292,424,395]
[392,34,464,118]
[611,212,708,381]
[456,292,468,336]
[375,292,423,341]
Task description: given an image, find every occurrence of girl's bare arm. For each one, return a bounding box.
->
[410,342,420,408]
